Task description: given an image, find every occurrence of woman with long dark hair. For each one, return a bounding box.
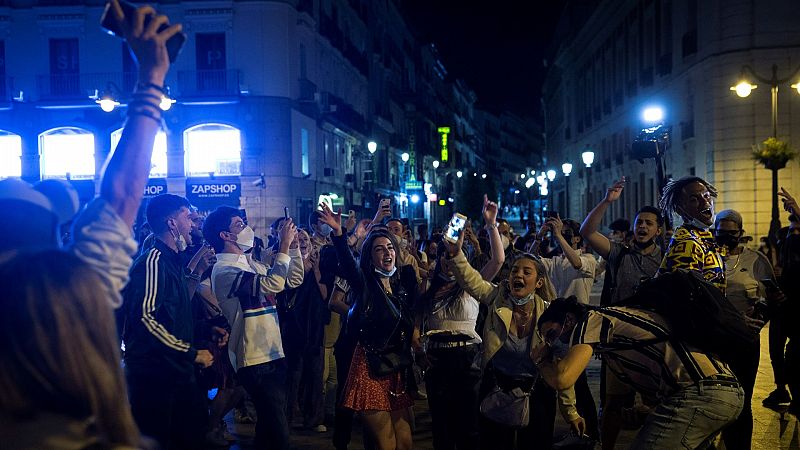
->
[318,203,417,450]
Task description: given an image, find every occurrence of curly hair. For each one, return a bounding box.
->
[659,176,718,220]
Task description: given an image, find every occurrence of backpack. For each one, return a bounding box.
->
[617,269,757,364]
[599,246,630,306]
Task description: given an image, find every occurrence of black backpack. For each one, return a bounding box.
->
[617,269,757,364]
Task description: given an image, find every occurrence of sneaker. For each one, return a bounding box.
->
[763,388,792,408]
[314,424,328,433]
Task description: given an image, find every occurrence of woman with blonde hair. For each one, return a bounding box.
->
[0,251,140,449]
[443,231,583,450]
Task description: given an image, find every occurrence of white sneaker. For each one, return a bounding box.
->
[314,424,328,433]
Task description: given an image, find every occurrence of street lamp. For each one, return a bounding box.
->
[401,152,410,162]
[730,63,800,241]
[367,141,377,154]
[561,163,573,217]
[546,169,556,182]
[481,173,487,179]
[582,149,595,213]
[432,160,440,169]
[581,150,595,168]
[642,106,664,124]
[520,173,526,179]
[456,170,463,178]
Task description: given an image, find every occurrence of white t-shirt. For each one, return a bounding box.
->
[541,250,598,304]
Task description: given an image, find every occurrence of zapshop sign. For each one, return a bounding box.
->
[186,178,241,210]
[143,179,168,198]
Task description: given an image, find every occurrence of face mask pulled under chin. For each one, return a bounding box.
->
[509,291,534,306]
[236,225,255,251]
[679,207,714,230]
[500,235,510,250]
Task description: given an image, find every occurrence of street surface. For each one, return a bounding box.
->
[226,281,800,450]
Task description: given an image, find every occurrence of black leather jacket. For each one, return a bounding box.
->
[331,233,416,351]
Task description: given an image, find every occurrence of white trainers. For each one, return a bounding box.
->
[314,424,328,433]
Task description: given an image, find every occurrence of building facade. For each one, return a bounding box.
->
[544,0,800,239]
[0,0,543,233]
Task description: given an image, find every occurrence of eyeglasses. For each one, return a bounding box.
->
[231,221,246,231]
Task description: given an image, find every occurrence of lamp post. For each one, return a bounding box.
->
[561,162,573,217]
[731,63,800,241]
[581,150,595,214]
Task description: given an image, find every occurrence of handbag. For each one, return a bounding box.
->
[479,385,532,428]
[363,345,413,377]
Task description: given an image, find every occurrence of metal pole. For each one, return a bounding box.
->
[769,64,780,241]
[565,176,570,218]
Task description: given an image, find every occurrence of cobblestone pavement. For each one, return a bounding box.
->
[226,283,799,450]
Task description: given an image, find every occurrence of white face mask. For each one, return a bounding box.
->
[169,222,187,252]
[400,238,408,250]
[500,235,510,250]
[319,224,332,237]
[236,225,255,252]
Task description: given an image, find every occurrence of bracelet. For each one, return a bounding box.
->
[130,92,163,103]
[185,272,201,282]
[136,81,167,95]
[127,108,163,126]
[485,222,498,229]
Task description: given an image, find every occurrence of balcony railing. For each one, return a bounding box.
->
[36,72,136,100]
[176,70,240,97]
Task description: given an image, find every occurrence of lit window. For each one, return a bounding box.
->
[184,124,241,176]
[301,128,310,176]
[0,131,22,179]
[40,127,95,179]
[111,129,168,178]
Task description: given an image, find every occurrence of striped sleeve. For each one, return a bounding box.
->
[138,249,195,360]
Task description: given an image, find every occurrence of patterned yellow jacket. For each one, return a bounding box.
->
[658,226,726,292]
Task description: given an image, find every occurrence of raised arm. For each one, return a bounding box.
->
[444,231,499,304]
[548,216,583,270]
[479,195,505,281]
[100,0,183,227]
[319,203,360,285]
[580,179,625,259]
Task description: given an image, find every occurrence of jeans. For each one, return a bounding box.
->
[238,359,289,450]
[126,369,206,450]
[425,345,481,450]
[631,380,744,449]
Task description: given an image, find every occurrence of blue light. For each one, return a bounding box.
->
[411,194,420,203]
[642,106,664,124]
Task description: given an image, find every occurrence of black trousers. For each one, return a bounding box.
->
[238,359,289,450]
[478,367,556,450]
[425,345,481,450]
[285,345,325,427]
[333,332,358,450]
[722,335,760,450]
[574,370,599,440]
[126,368,206,450]
[769,308,789,387]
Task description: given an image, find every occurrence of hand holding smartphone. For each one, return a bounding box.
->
[444,213,467,244]
[100,0,186,63]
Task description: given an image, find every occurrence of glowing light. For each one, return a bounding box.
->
[731,81,756,98]
[481,173,487,179]
[520,173,526,179]
[642,107,664,123]
[97,97,119,113]
[411,194,420,203]
[525,177,535,189]
[432,160,440,169]
[40,127,96,179]
[0,132,22,178]
[530,170,536,175]
[473,172,477,177]
[547,169,556,181]
[367,141,377,154]
[159,95,176,111]
[540,186,549,196]
[401,152,410,162]
[792,83,800,95]
[438,127,450,162]
[456,170,463,178]
[112,129,167,178]
[438,199,446,206]
[582,151,595,168]
[329,193,339,200]
[514,189,520,194]
[448,197,455,203]
[184,124,242,176]
[562,163,573,176]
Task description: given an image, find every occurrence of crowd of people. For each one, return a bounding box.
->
[0,3,799,450]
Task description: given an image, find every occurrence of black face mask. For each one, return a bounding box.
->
[633,239,655,249]
[715,232,741,249]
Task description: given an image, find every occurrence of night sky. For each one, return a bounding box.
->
[403,1,566,117]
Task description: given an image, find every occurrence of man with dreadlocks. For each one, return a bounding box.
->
[657,176,726,291]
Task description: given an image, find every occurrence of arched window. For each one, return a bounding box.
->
[39,127,95,179]
[111,129,168,178]
[184,124,241,177]
[0,131,22,179]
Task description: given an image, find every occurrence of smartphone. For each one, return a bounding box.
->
[100,0,186,63]
[444,213,468,244]
[380,198,391,210]
[622,176,630,183]
[283,207,289,220]
[545,211,559,219]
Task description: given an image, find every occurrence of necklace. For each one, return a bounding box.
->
[725,252,742,277]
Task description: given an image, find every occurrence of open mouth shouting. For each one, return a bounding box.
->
[511,278,526,292]
[380,256,394,270]
[699,207,714,223]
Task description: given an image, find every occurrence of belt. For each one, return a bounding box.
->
[697,374,739,389]
[426,340,476,350]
